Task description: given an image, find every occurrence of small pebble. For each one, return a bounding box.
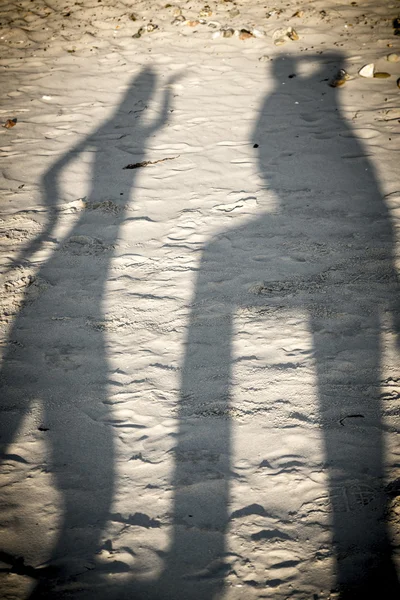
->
[292,10,304,18]
[387,53,399,62]
[172,7,182,17]
[187,20,200,26]
[374,72,391,78]
[222,28,234,38]
[229,8,240,18]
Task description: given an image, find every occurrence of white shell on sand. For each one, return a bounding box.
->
[358,63,375,78]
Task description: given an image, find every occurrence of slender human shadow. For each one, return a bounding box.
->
[159,53,400,599]
[0,67,175,597]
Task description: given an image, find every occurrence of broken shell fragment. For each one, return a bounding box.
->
[273,26,299,45]
[172,15,185,24]
[3,118,17,129]
[374,72,391,78]
[287,27,299,41]
[329,70,350,87]
[199,5,212,17]
[330,78,346,88]
[358,63,374,78]
[239,29,254,40]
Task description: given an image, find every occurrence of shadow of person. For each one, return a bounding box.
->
[156,53,400,599]
[0,66,175,597]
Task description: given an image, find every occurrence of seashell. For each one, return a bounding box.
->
[273,26,298,45]
[329,77,346,88]
[287,27,299,41]
[373,72,391,78]
[358,63,374,78]
[252,28,265,38]
[239,29,254,40]
[222,28,234,38]
[199,5,212,17]
[3,118,17,129]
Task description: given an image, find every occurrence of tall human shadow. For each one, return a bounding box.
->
[160,53,400,599]
[0,67,175,597]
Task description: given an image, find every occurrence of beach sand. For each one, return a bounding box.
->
[0,0,400,598]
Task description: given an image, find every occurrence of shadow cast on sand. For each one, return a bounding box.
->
[0,66,175,598]
[152,52,400,600]
[1,54,399,600]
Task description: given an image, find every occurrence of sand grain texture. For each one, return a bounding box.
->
[0,0,400,599]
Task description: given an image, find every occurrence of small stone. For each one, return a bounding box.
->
[208,20,221,28]
[172,7,182,17]
[229,8,240,18]
[222,28,234,37]
[145,23,158,32]
[187,20,200,26]
[129,13,137,21]
[132,31,141,38]
[292,10,304,18]
[258,54,270,62]
[358,63,374,78]
[374,72,391,78]
[387,53,399,62]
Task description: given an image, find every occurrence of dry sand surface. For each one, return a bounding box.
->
[0,0,400,598]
